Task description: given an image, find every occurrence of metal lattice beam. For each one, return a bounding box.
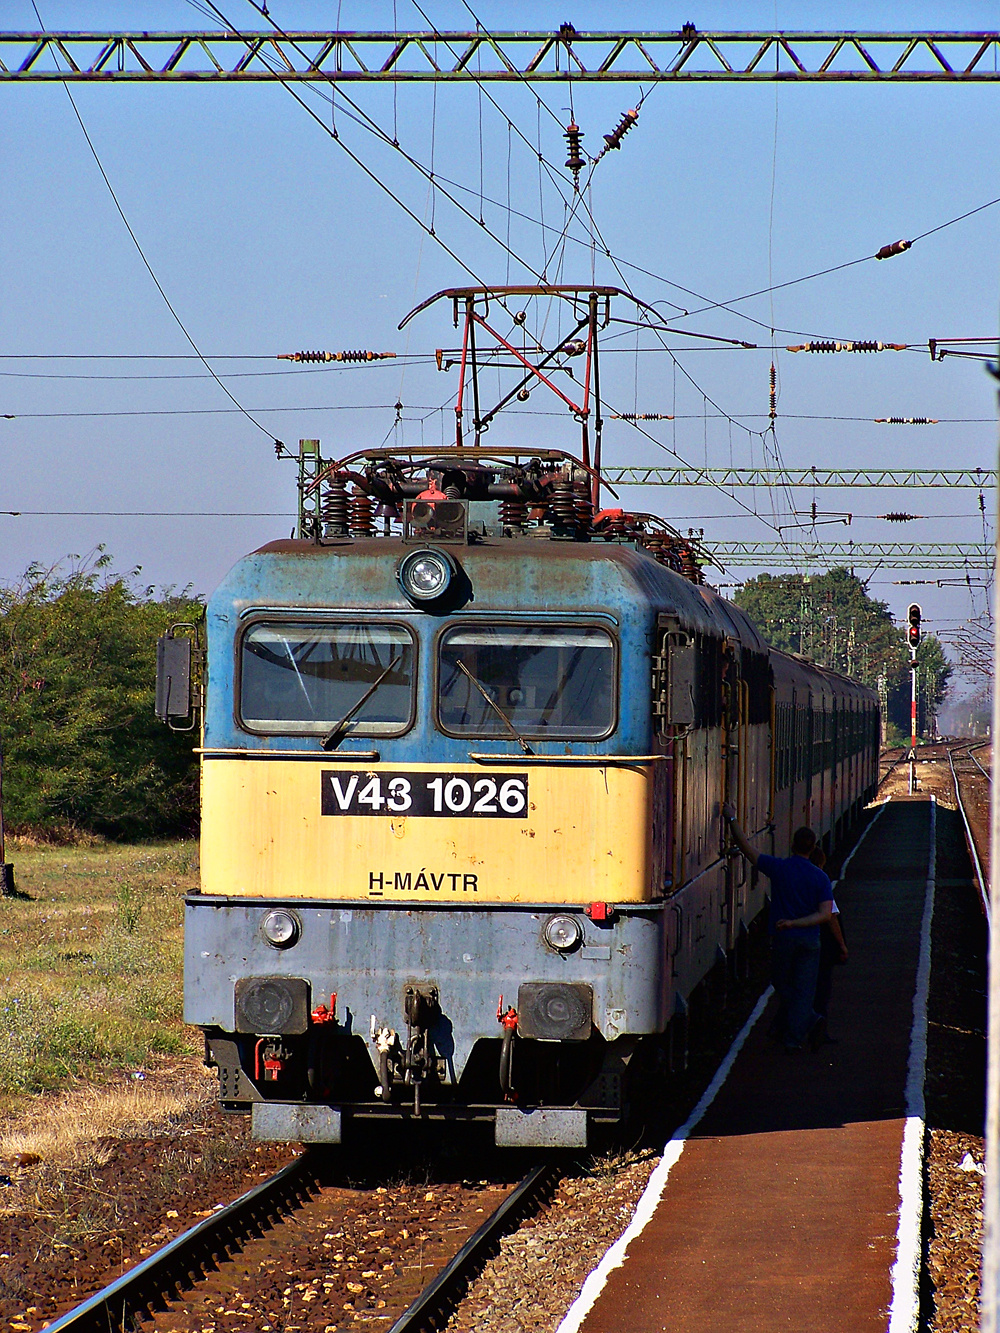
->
[707,542,994,569]
[2,30,1000,81]
[605,467,998,488]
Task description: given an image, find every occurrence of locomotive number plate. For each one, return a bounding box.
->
[321,770,529,818]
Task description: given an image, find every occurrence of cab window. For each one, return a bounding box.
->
[240,622,414,735]
[437,624,615,739]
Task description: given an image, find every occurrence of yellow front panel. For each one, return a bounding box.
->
[201,760,653,903]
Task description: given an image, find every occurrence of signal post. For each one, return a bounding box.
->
[907,604,921,793]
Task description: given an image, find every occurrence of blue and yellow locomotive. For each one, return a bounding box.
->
[161,440,879,1148]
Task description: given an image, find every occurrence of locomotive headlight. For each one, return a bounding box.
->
[543,914,583,953]
[397,548,455,604]
[260,909,300,949]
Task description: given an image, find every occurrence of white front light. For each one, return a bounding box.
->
[543,914,583,952]
[398,549,454,603]
[261,909,300,948]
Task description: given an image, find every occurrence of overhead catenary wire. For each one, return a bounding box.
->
[677,194,1000,322]
[30,0,283,450]
[23,1,999,558]
[2,509,294,518]
[412,0,638,293]
[48,4,1000,357]
[2,393,994,426]
[180,2,1000,358]
[185,0,505,289]
[373,1,812,341]
[0,362,432,381]
[601,391,785,536]
[224,0,566,289]
[0,404,449,420]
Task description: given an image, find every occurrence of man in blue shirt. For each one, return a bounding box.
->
[722,803,834,1049]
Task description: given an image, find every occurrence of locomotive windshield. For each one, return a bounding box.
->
[438,625,615,739]
[240,622,414,735]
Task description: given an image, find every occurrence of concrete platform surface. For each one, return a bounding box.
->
[573,800,932,1333]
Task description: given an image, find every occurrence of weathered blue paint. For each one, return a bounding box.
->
[203,537,760,761]
[185,896,669,1080]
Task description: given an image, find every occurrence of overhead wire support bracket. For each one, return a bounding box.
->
[4,30,1000,82]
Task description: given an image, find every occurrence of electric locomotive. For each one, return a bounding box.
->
[158,439,879,1148]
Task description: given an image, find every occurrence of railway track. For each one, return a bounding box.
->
[947,740,991,922]
[878,747,907,792]
[45,1148,559,1333]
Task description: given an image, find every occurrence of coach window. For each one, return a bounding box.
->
[437,624,615,739]
[239,622,415,735]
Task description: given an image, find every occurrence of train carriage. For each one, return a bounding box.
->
[163,444,879,1148]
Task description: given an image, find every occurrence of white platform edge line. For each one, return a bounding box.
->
[888,795,936,1333]
[554,982,774,1333]
[836,800,889,887]
[555,797,892,1333]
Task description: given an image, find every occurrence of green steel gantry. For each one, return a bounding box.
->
[2,29,1000,81]
[604,467,998,489]
[706,542,993,569]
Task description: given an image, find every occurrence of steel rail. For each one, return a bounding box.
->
[948,742,991,924]
[603,467,998,488]
[387,1161,561,1333]
[966,740,993,786]
[46,1150,559,1333]
[877,748,906,791]
[3,30,1000,82]
[44,1152,319,1333]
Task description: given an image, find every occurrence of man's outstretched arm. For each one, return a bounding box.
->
[776,899,834,930]
[722,802,760,867]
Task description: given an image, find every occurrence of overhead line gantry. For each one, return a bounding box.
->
[3,29,1000,82]
[707,542,993,570]
[605,467,998,489]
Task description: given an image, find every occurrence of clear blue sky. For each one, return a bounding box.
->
[1,2,997,694]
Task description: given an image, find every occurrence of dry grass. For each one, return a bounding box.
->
[0,840,201,1107]
[0,1075,209,1171]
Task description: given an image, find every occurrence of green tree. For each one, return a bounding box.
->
[888,635,952,741]
[734,567,951,740]
[0,552,201,839]
[734,568,901,684]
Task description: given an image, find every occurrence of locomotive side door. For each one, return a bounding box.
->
[652,617,696,899]
[721,643,745,951]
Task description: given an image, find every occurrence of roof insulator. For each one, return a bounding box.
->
[611,412,675,420]
[600,109,639,155]
[875,239,912,260]
[277,350,397,363]
[564,122,585,188]
[786,341,906,353]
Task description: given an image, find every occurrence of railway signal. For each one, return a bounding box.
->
[907,603,922,649]
[906,604,921,793]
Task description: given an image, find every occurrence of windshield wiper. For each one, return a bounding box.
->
[455,659,532,755]
[321,653,402,752]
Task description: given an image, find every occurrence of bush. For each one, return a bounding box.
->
[0,551,201,840]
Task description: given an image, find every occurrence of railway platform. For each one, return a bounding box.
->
[561,797,936,1333]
